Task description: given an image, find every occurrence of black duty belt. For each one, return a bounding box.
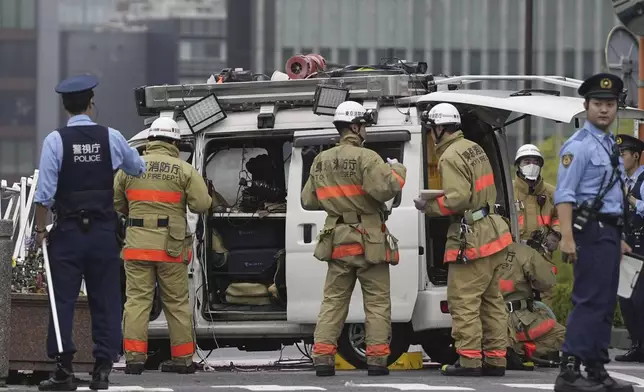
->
[506,299,533,313]
[127,218,169,228]
[595,214,623,228]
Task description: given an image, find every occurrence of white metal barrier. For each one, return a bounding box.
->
[2,170,86,295]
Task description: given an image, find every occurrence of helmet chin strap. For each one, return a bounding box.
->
[432,127,446,142]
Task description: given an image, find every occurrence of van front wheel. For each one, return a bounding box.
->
[336,323,411,369]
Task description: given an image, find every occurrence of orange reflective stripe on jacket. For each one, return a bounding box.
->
[171,342,195,357]
[366,344,391,356]
[332,243,364,259]
[499,279,515,293]
[123,248,184,263]
[457,349,482,359]
[392,170,405,188]
[124,338,147,353]
[312,343,337,355]
[315,184,366,200]
[126,189,182,203]
[475,173,495,192]
[516,318,556,341]
[518,214,556,227]
[444,232,513,263]
[437,196,455,216]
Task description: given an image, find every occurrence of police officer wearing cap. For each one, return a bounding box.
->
[615,133,644,363]
[33,75,145,391]
[554,72,633,392]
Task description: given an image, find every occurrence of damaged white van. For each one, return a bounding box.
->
[125,64,644,369]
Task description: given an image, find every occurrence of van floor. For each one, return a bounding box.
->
[209,303,284,312]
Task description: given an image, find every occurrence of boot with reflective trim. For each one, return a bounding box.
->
[554,354,604,392]
[440,359,482,377]
[160,359,196,374]
[615,343,644,363]
[313,355,335,377]
[38,355,76,391]
[124,362,145,375]
[89,358,112,390]
[586,362,634,392]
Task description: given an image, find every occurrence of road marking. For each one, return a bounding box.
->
[211,386,326,391]
[77,388,173,392]
[502,385,554,390]
[345,384,475,391]
[608,371,644,387]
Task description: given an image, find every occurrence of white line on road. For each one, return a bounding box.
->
[608,371,644,387]
[211,386,326,391]
[344,384,475,391]
[502,384,554,390]
[77,388,174,392]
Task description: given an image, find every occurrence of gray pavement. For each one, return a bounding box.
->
[5,349,644,391]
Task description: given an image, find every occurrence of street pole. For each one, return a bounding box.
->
[0,220,13,387]
[524,0,533,144]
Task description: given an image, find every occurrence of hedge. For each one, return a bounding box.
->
[533,127,630,327]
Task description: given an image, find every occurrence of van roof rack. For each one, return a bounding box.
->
[134,72,438,116]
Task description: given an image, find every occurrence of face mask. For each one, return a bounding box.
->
[520,164,541,180]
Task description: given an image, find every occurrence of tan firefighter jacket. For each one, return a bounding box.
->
[514,177,560,241]
[499,242,558,342]
[301,133,407,265]
[114,141,212,263]
[422,131,512,263]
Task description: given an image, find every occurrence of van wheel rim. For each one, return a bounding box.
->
[348,324,367,358]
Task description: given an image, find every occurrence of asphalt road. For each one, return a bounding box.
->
[6,348,644,392]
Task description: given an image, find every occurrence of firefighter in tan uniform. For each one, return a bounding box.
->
[114,117,212,375]
[513,144,561,307]
[301,101,406,377]
[413,103,513,377]
[500,241,565,370]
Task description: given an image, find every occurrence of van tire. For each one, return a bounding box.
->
[336,323,411,369]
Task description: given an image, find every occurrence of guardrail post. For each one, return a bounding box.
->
[0,219,12,387]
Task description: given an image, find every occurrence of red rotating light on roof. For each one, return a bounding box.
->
[285,54,327,79]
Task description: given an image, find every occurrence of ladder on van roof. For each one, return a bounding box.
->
[135,73,586,117]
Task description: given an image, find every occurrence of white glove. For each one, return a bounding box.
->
[413,198,427,211]
[386,158,399,165]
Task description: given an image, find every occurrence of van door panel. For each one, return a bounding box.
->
[286,129,419,323]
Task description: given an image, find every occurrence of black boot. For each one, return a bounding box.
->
[506,348,534,371]
[124,362,145,375]
[440,359,482,377]
[367,365,389,376]
[615,343,644,363]
[554,354,604,392]
[89,358,112,391]
[38,354,76,391]
[586,362,635,392]
[160,359,197,374]
[314,365,335,377]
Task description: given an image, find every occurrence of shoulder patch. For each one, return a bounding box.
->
[561,152,573,168]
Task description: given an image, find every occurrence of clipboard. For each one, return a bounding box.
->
[419,189,445,200]
[618,252,644,299]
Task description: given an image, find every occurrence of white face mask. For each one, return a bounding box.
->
[520,164,541,180]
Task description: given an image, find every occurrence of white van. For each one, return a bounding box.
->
[125,67,644,369]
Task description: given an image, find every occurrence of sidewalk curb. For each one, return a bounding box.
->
[611,328,631,350]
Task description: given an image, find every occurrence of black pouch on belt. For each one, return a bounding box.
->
[78,210,92,233]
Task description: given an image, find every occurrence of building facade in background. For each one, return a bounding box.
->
[242,0,623,152]
[0,0,37,184]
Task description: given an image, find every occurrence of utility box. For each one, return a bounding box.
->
[9,293,94,373]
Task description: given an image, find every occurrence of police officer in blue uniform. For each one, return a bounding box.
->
[33,75,145,391]
[615,133,644,363]
[554,73,634,392]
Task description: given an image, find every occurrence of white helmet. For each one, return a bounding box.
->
[148,117,181,141]
[333,101,367,124]
[515,144,543,165]
[427,103,461,125]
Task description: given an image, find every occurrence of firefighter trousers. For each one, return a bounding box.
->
[122,260,194,365]
[447,248,509,368]
[508,307,566,357]
[312,258,391,367]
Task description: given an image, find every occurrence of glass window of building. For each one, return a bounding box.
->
[0,0,18,28]
[18,140,33,174]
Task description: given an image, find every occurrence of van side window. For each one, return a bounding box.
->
[300,141,405,210]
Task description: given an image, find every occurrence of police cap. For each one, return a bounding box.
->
[54,74,99,95]
[616,134,644,153]
[577,73,623,100]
